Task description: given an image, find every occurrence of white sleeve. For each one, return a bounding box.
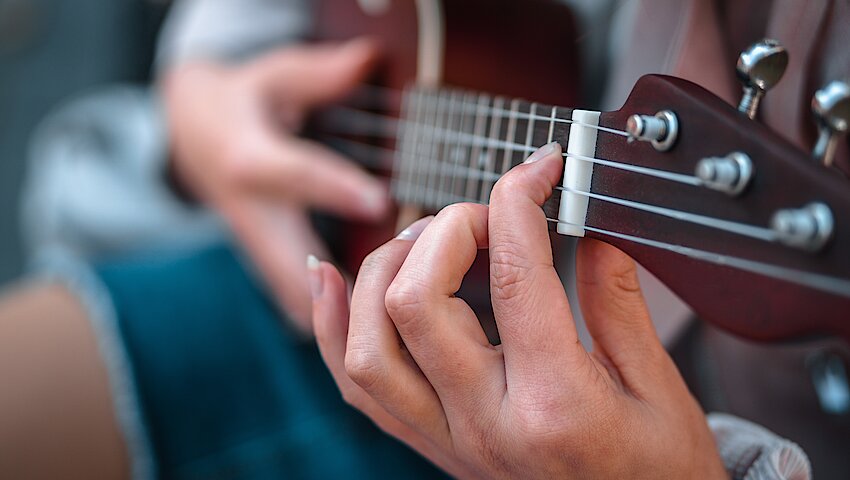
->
[708,413,811,480]
[155,0,311,71]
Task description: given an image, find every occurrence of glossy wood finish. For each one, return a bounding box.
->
[593,75,850,341]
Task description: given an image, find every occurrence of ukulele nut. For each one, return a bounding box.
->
[695,152,753,196]
[771,202,834,252]
[626,110,678,152]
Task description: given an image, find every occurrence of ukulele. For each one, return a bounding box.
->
[311,0,850,342]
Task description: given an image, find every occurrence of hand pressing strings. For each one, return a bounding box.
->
[310,142,726,479]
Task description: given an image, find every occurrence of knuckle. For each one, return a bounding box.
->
[384,278,428,332]
[491,172,523,201]
[609,262,642,296]
[344,346,389,393]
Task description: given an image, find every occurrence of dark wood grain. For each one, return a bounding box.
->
[593,75,850,341]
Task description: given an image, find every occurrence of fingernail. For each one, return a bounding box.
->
[396,216,434,241]
[523,141,560,164]
[307,254,323,298]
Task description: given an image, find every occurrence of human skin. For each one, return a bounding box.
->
[310,143,727,479]
[0,283,128,480]
[163,38,388,333]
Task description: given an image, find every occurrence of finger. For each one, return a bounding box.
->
[310,257,454,466]
[387,204,504,412]
[225,200,328,333]
[254,38,379,108]
[247,134,388,221]
[344,217,453,444]
[575,239,667,386]
[487,142,587,392]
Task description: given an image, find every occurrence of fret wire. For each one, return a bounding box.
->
[501,99,521,175]
[409,90,629,137]
[524,103,538,158]
[320,103,624,144]
[407,90,427,204]
[547,106,557,143]
[394,89,414,202]
[429,91,452,205]
[449,92,475,203]
[435,92,452,208]
[437,90,457,208]
[414,90,431,205]
[433,91,456,205]
[479,97,506,204]
[465,93,491,202]
[422,90,443,207]
[399,115,704,187]
[425,92,447,208]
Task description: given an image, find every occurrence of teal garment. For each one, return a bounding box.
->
[97,244,447,480]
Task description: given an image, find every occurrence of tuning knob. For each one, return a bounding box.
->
[771,203,834,252]
[812,81,850,167]
[736,39,789,119]
[695,152,754,196]
[625,110,679,151]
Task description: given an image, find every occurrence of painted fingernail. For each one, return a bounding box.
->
[396,216,434,241]
[307,254,323,298]
[523,141,560,164]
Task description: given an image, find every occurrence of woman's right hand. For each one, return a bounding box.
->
[162,38,388,332]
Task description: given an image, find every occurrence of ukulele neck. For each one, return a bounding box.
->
[389,86,600,234]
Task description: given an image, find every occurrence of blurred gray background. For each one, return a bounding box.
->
[0,0,168,283]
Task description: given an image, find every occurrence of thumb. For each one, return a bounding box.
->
[575,239,666,375]
[254,37,380,108]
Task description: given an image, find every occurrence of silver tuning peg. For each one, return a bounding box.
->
[812,81,850,167]
[736,39,789,119]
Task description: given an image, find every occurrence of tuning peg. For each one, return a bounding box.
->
[811,81,850,167]
[771,203,833,252]
[736,39,789,119]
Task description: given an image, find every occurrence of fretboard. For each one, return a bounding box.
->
[390,86,575,215]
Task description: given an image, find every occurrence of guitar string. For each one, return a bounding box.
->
[320,109,702,187]
[544,219,850,300]
[319,91,850,299]
[340,86,632,138]
[325,133,778,244]
[323,102,630,140]
[386,173,850,299]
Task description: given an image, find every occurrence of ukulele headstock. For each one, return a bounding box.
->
[583,39,850,342]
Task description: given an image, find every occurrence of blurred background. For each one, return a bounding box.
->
[0,0,169,283]
[1,1,848,478]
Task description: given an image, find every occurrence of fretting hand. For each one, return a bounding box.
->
[310,143,727,478]
[163,39,387,332]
